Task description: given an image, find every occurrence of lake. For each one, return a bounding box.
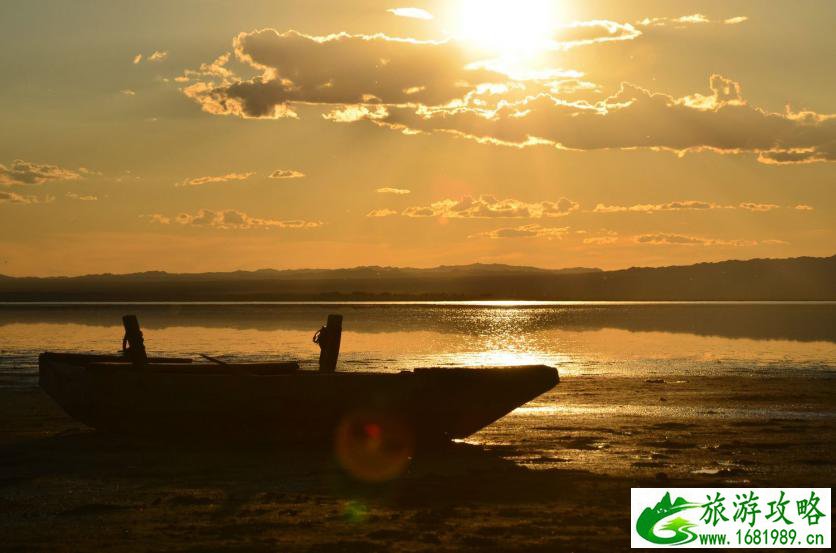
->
[2,302,834,389]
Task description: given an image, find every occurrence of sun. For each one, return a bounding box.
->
[453,0,563,56]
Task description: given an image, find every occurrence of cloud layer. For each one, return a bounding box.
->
[183,29,506,119]
[399,196,579,219]
[0,159,81,186]
[367,75,835,164]
[637,14,748,26]
[0,191,51,204]
[593,200,785,213]
[149,208,322,230]
[634,233,785,247]
[181,24,835,165]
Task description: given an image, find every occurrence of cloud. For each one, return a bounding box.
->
[65,192,97,201]
[148,50,168,62]
[376,187,410,195]
[471,224,569,240]
[634,233,761,246]
[593,200,784,213]
[637,14,741,27]
[678,74,744,110]
[133,51,168,64]
[738,202,780,212]
[756,144,836,165]
[268,169,305,179]
[175,172,254,187]
[182,29,507,119]
[0,159,82,186]
[583,233,619,245]
[724,16,749,25]
[120,89,136,96]
[387,8,433,20]
[144,213,171,224]
[177,53,234,82]
[322,103,391,123]
[183,28,830,165]
[0,191,50,204]
[676,14,710,24]
[593,200,725,213]
[148,208,322,230]
[364,75,836,165]
[366,208,399,217]
[554,20,642,50]
[401,195,579,219]
[794,204,814,211]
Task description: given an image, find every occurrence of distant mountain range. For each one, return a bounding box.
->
[0,256,834,301]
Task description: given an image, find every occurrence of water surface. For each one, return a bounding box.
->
[2,302,833,389]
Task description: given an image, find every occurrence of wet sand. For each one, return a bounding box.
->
[1,374,834,552]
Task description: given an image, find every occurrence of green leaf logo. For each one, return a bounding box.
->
[636,492,700,545]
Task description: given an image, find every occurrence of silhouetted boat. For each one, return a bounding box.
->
[38,315,558,446]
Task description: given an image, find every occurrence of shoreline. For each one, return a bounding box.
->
[1,374,833,551]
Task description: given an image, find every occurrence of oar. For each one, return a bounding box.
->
[198,354,254,375]
[199,353,229,366]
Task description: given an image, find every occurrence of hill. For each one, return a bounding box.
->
[0,257,833,301]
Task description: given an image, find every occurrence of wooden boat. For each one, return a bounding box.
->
[39,315,559,446]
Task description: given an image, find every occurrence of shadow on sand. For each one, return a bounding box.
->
[2,428,634,507]
[0,428,655,550]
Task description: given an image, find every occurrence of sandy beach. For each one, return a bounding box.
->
[1,373,833,552]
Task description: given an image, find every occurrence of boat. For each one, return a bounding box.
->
[39,314,559,446]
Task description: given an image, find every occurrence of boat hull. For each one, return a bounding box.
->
[39,354,558,445]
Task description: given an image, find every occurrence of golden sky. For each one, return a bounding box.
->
[0,0,833,276]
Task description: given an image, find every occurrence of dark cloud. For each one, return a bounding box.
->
[757,142,836,165]
[183,29,507,119]
[269,169,305,179]
[181,25,833,165]
[366,75,835,164]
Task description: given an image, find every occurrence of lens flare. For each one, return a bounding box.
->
[342,500,369,523]
[335,410,415,482]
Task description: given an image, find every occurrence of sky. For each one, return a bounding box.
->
[0,0,833,276]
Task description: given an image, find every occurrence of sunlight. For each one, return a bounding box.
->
[453,0,564,56]
[460,349,559,368]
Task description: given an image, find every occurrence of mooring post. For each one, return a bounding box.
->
[122,314,148,365]
[314,314,342,372]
